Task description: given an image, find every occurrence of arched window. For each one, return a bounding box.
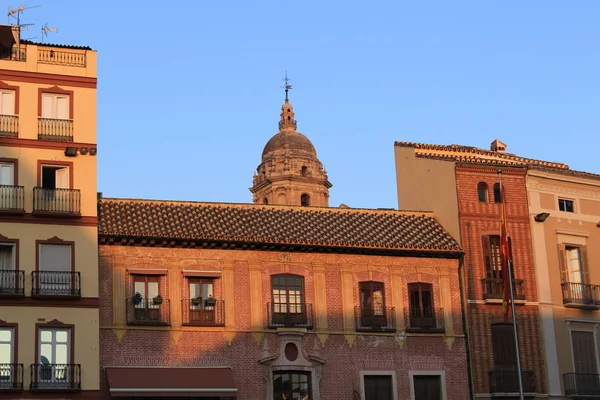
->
[477,182,488,202]
[301,194,310,207]
[301,166,308,177]
[493,183,502,203]
[263,197,268,204]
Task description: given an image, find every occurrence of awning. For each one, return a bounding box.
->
[105,367,237,397]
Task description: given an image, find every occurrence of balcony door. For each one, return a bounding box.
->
[359,281,386,328]
[41,165,69,190]
[0,244,16,294]
[38,328,71,385]
[38,244,72,295]
[0,163,15,210]
[408,283,435,329]
[133,276,160,322]
[189,279,214,324]
[41,93,69,120]
[0,327,14,386]
[272,274,305,325]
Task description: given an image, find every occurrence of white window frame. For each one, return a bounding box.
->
[569,327,600,374]
[0,327,14,365]
[0,90,15,115]
[38,327,72,382]
[558,197,577,213]
[409,370,447,400]
[41,93,70,120]
[359,370,398,400]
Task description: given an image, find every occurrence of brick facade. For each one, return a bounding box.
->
[99,245,469,399]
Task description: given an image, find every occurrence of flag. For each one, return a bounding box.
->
[499,172,511,322]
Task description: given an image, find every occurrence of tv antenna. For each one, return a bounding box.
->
[41,23,58,43]
[7,4,40,26]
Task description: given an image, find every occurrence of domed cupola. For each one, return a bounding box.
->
[250,76,332,207]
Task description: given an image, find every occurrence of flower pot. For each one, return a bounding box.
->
[191,298,202,306]
[204,299,216,307]
[153,296,163,305]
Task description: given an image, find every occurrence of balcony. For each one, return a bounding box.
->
[32,187,81,216]
[404,307,445,333]
[30,364,81,391]
[0,46,25,61]
[564,373,600,397]
[267,302,313,329]
[561,282,600,309]
[0,115,18,138]
[0,363,23,391]
[37,118,73,142]
[31,271,81,298]
[37,49,86,67]
[126,297,170,326]
[489,370,536,394]
[0,270,25,296]
[354,306,396,332]
[0,185,25,213]
[181,299,225,326]
[481,278,526,303]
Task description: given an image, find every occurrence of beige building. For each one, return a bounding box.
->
[0,26,99,398]
[528,167,600,399]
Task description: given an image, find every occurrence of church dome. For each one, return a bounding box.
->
[261,130,317,160]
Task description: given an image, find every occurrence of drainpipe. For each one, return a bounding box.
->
[460,221,475,400]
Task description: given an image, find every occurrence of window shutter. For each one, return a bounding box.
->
[492,323,517,368]
[0,163,14,185]
[0,91,14,115]
[39,244,71,272]
[482,236,492,278]
[580,246,589,285]
[56,96,69,119]
[571,331,598,374]
[557,244,568,283]
[41,94,53,118]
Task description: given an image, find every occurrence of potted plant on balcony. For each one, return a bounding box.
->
[204,295,216,307]
[191,297,202,306]
[153,295,163,305]
[132,292,143,305]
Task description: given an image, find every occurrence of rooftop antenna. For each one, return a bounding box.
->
[41,23,58,43]
[281,71,292,102]
[7,4,40,26]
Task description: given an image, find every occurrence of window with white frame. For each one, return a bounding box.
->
[38,328,71,383]
[41,93,69,120]
[0,91,15,115]
[0,327,15,377]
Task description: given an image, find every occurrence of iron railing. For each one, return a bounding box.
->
[126,297,170,326]
[32,187,81,215]
[564,373,600,397]
[37,49,86,67]
[267,302,313,329]
[0,185,25,212]
[561,282,600,308]
[181,299,225,326]
[489,370,536,394]
[31,271,81,297]
[0,115,18,138]
[30,364,80,390]
[404,307,445,333]
[0,363,23,390]
[354,306,396,332]
[482,278,526,300]
[37,118,73,142]
[0,270,24,296]
[0,46,25,61]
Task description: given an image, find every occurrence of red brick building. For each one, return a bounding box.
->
[395,140,547,398]
[97,98,470,400]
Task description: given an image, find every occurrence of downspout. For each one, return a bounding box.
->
[460,221,475,400]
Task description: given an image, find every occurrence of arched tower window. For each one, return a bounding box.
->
[300,194,310,207]
[263,197,268,204]
[493,184,502,203]
[477,182,488,202]
[301,166,308,177]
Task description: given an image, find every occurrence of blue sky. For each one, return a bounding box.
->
[24,1,600,209]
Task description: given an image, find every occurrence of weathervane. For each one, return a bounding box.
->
[282,71,292,102]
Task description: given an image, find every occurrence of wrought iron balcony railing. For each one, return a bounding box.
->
[561,282,600,309]
[564,373,600,397]
[481,278,526,301]
[0,185,24,213]
[126,297,170,326]
[181,298,225,326]
[0,115,18,138]
[37,118,73,142]
[0,363,23,390]
[31,271,81,297]
[37,49,86,67]
[489,370,536,394]
[0,270,25,296]
[267,302,313,329]
[32,187,81,216]
[404,307,445,333]
[354,306,396,332]
[30,364,81,391]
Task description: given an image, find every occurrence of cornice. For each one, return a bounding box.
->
[527,179,600,200]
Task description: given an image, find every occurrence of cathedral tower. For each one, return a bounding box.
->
[250,81,332,206]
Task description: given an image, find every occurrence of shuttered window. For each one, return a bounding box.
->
[491,322,517,368]
[364,375,393,400]
[413,375,442,400]
[571,331,598,374]
[558,244,589,284]
[482,235,514,279]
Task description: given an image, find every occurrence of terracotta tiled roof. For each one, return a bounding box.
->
[395,141,600,180]
[98,198,461,254]
[20,39,92,50]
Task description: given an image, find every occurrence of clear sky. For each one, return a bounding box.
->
[24,1,600,209]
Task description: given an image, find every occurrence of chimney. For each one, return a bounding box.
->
[490,139,507,153]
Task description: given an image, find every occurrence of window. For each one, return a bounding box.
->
[0,162,14,185]
[0,326,15,379]
[38,327,72,385]
[41,93,69,119]
[40,165,70,190]
[38,243,73,295]
[0,91,15,115]
[273,371,311,400]
[477,182,488,202]
[558,244,589,284]
[301,166,308,177]
[263,197,268,204]
[364,375,393,400]
[559,198,575,213]
[271,274,306,326]
[0,243,16,294]
[571,330,598,374]
[359,281,387,329]
[188,278,216,325]
[301,194,310,207]
[482,235,513,280]
[491,322,517,368]
[408,283,436,330]
[412,375,442,400]
[132,275,161,322]
[493,183,502,203]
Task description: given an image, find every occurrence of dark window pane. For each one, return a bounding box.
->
[491,323,517,367]
[413,375,442,400]
[493,184,502,203]
[477,183,488,202]
[273,371,311,400]
[364,375,393,400]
